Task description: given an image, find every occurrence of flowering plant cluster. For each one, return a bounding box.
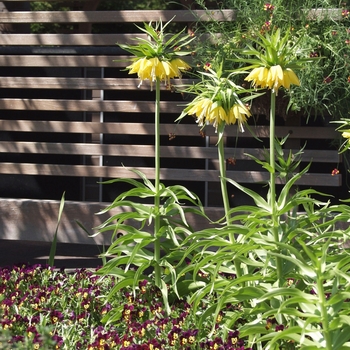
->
[87,2,350,348]
[178,63,256,132]
[99,17,207,317]
[242,28,313,94]
[0,263,257,349]
[119,19,193,89]
[3,1,350,349]
[193,0,350,120]
[0,264,118,349]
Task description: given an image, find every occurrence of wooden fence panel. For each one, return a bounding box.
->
[0,1,343,211]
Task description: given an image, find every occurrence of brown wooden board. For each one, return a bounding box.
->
[0,141,339,163]
[0,10,235,23]
[0,163,341,186]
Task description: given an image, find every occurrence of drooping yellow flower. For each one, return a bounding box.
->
[170,58,192,72]
[207,104,227,129]
[127,57,152,80]
[119,19,194,89]
[342,131,350,142]
[177,67,259,132]
[184,96,252,132]
[241,28,314,95]
[337,128,350,152]
[245,65,300,94]
[231,104,252,132]
[283,68,300,89]
[244,67,269,89]
[187,98,213,127]
[226,106,237,125]
[126,57,190,88]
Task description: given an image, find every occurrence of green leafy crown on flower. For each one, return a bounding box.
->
[242,27,313,72]
[177,60,263,133]
[117,19,195,88]
[119,18,195,60]
[239,28,318,94]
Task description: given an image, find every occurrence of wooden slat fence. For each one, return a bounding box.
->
[0,0,343,244]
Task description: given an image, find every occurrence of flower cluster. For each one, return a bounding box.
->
[245,65,300,91]
[119,20,193,89]
[185,97,251,131]
[0,264,253,349]
[260,3,275,34]
[242,28,314,95]
[0,264,120,349]
[177,65,257,132]
[342,9,349,19]
[126,57,191,88]
[263,3,275,13]
[332,168,340,176]
[113,279,252,349]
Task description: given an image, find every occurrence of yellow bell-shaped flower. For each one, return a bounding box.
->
[342,131,350,141]
[245,65,299,95]
[127,56,190,87]
[231,104,251,132]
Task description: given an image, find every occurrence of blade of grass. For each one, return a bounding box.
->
[48,192,65,267]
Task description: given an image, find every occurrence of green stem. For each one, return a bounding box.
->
[316,272,332,350]
[217,124,242,280]
[217,125,231,233]
[154,77,161,288]
[270,91,283,287]
[269,91,276,210]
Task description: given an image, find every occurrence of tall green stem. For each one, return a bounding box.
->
[217,125,231,235]
[217,124,242,280]
[316,272,332,350]
[154,78,161,287]
[269,91,276,207]
[270,91,283,287]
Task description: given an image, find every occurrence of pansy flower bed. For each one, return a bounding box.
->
[0,263,251,349]
[2,1,350,349]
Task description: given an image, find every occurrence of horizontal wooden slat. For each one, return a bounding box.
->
[0,33,138,46]
[0,142,218,158]
[2,0,96,3]
[0,34,219,48]
[3,0,95,2]
[0,55,128,67]
[0,141,339,163]
[0,77,193,90]
[0,120,338,139]
[0,34,133,46]
[0,33,213,46]
[0,10,235,24]
[0,163,341,186]
[0,99,183,113]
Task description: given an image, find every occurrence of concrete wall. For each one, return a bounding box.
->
[0,198,224,245]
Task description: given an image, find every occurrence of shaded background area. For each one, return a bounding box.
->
[0,240,106,269]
